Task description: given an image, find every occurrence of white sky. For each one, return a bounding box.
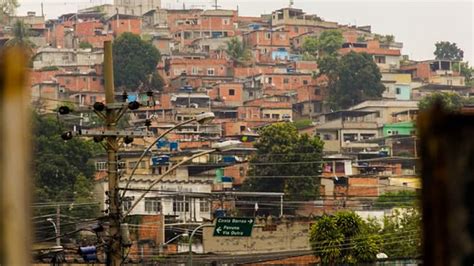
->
[17,0,474,63]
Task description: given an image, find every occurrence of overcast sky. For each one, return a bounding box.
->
[17,0,473,62]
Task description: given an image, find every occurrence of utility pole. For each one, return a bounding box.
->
[104,41,122,266]
[57,41,152,264]
[56,205,61,246]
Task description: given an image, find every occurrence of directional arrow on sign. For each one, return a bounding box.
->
[216,227,222,234]
[248,219,253,223]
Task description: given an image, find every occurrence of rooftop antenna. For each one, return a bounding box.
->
[41,2,44,17]
[211,0,221,10]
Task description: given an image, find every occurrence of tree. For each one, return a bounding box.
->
[310,211,381,265]
[71,174,100,219]
[317,30,344,56]
[142,71,165,92]
[324,51,385,110]
[310,210,421,264]
[32,112,99,204]
[418,92,464,112]
[453,61,473,86]
[226,37,252,66]
[113,32,161,91]
[434,41,464,61]
[79,41,93,49]
[5,20,34,53]
[381,208,421,258]
[0,0,18,21]
[301,36,319,60]
[241,123,323,201]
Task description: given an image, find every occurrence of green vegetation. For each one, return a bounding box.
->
[0,0,18,20]
[79,41,93,49]
[226,37,252,66]
[310,211,381,264]
[434,41,464,61]
[374,190,418,208]
[40,66,60,71]
[453,61,473,86]
[113,32,162,91]
[33,112,101,218]
[310,209,421,264]
[292,118,313,129]
[242,123,323,200]
[301,30,344,59]
[317,30,344,56]
[323,52,385,110]
[5,20,35,53]
[418,92,465,112]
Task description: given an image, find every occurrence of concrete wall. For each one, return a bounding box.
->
[202,220,311,254]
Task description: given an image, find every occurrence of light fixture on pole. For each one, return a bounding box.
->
[46,218,60,247]
[122,140,241,217]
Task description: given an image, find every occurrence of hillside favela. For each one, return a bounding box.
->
[0,0,473,265]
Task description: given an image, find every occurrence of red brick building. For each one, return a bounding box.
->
[108,15,142,36]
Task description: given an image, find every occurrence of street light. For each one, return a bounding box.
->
[122,140,240,217]
[46,218,60,247]
[121,112,215,198]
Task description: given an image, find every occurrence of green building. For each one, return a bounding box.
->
[383,121,415,137]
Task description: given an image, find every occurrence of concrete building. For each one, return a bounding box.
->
[32,47,104,69]
[271,8,339,38]
[114,0,161,16]
[400,59,466,86]
[339,40,401,72]
[349,99,419,125]
[315,110,381,153]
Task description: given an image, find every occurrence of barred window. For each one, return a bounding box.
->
[145,198,161,213]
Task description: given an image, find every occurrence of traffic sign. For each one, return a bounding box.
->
[213,217,255,237]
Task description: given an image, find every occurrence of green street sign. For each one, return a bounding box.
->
[213,217,255,237]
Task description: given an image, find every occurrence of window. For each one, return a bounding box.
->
[343,133,358,142]
[314,88,321,95]
[173,198,190,212]
[207,68,215,76]
[294,26,299,33]
[360,133,375,140]
[240,125,246,132]
[249,91,254,97]
[122,198,132,212]
[229,89,235,96]
[267,77,273,84]
[323,134,331,141]
[272,114,280,119]
[374,56,386,64]
[128,161,137,169]
[265,32,271,39]
[192,67,199,75]
[90,96,97,103]
[92,77,97,81]
[144,198,161,213]
[200,200,210,212]
[303,80,309,85]
[222,18,230,25]
[283,78,289,84]
[395,87,401,94]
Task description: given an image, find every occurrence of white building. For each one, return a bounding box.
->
[94,177,213,222]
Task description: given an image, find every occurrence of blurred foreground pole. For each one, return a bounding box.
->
[0,47,32,264]
[419,104,474,266]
